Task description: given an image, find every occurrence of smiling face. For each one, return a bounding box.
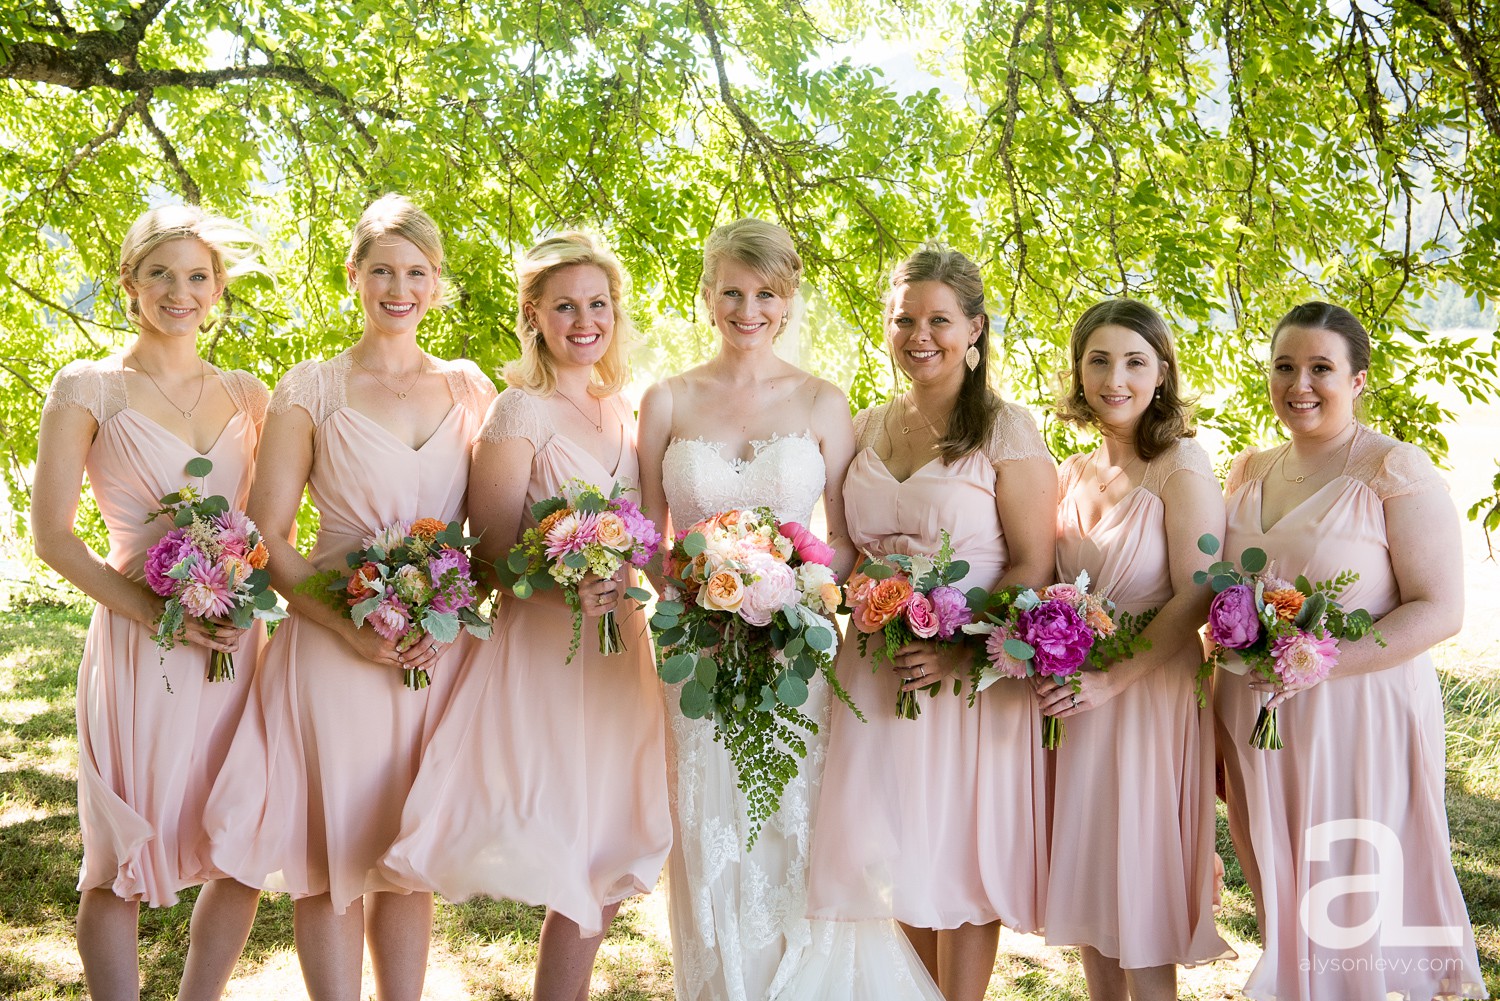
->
[347,235,439,338]
[706,261,789,349]
[123,237,223,339]
[526,263,615,373]
[886,280,982,387]
[1269,324,1367,440]
[1079,323,1166,436]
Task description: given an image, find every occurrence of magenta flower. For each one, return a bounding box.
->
[609,497,662,566]
[904,592,939,638]
[1208,585,1262,650]
[778,521,835,567]
[1271,630,1338,686]
[367,594,412,643]
[929,586,972,640]
[178,559,235,618]
[144,529,197,596]
[1018,600,1094,680]
[428,547,475,613]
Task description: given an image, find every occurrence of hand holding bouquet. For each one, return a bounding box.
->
[143,456,286,682]
[300,518,491,689]
[496,479,659,662]
[1197,535,1380,749]
[964,570,1154,748]
[844,530,981,719]
[651,508,854,847]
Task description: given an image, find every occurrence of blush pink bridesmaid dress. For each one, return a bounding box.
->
[202,352,494,912]
[1214,425,1486,1000]
[380,387,672,934]
[44,358,269,906]
[807,400,1050,934]
[1048,438,1232,969]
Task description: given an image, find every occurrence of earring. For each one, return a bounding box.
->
[965,345,980,371]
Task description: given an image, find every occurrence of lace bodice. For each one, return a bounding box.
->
[1224,424,1446,502]
[661,433,825,528]
[267,351,495,427]
[44,357,269,428]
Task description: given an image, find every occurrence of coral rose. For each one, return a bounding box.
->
[700,569,745,612]
[246,539,269,569]
[864,576,914,629]
[1085,603,1116,637]
[410,517,447,540]
[1263,587,1305,623]
[594,512,630,550]
[347,562,382,602]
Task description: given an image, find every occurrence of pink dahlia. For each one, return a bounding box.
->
[178,559,236,618]
[1270,630,1338,687]
[367,594,412,643]
[544,512,601,559]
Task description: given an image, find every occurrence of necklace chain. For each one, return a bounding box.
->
[130,353,206,419]
[351,350,424,400]
[899,393,943,436]
[556,389,604,432]
[1278,423,1358,484]
[1094,448,1141,494]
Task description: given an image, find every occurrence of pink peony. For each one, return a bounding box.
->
[929,586,972,640]
[367,594,412,643]
[1270,630,1338,686]
[1018,600,1094,679]
[779,521,835,567]
[904,592,939,638]
[544,511,601,559]
[984,627,1032,679]
[739,554,797,627]
[144,528,197,596]
[609,497,662,567]
[178,559,235,618]
[1208,585,1262,650]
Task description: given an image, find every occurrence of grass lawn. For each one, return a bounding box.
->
[1,600,1495,1000]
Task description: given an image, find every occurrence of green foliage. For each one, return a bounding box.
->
[2,0,1499,547]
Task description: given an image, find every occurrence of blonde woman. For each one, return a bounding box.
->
[382,232,672,1001]
[203,195,495,1001]
[33,205,269,1001]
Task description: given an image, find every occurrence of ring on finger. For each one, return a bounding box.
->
[1070,694,1079,708]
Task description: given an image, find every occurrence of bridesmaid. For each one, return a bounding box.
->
[202,194,496,1001]
[32,205,269,1001]
[381,232,672,1001]
[1214,301,1485,1000]
[1034,300,1232,1000]
[806,243,1058,1001]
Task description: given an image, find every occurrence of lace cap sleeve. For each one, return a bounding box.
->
[441,358,498,419]
[1144,438,1218,495]
[221,370,271,429]
[42,359,107,424]
[982,400,1049,464]
[477,387,549,449]
[1057,451,1088,496]
[267,360,327,423]
[1367,440,1447,501]
[852,404,888,455]
[1223,448,1261,496]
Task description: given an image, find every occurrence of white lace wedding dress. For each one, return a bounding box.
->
[661,434,944,1001]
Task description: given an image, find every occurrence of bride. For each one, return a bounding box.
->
[638,219,945,1001]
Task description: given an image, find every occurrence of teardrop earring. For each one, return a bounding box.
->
[965,344,980,371]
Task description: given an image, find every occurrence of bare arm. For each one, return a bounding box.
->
[33,404,239,652]
[811,379,857,581]
[1039,467,1225,717]
[1254,486,1464,708]
[636,380,675,593]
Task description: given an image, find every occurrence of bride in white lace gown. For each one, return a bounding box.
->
[639,219,945,1001]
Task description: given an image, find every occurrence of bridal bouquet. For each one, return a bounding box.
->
[964,570,1154,749]
[1197,534,1380,749]
[651,508,855,847]
[300,518,491,689]
[844,530,981,719]
[496,479,659,662]
[143,456,285,682]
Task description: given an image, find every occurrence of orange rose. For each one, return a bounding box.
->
[701,569,745,612]
[1263,587,1305,622]
[844,570,877,607]
[819,582,842,613]
[536,507,570,538]
[246,539,269,569]
[347,562,381,602]
[221,556,251,587]
[864,577,914,629]
[410,517,447,540]
[1086,605,1116,637]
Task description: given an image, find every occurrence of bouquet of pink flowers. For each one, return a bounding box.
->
[1197,534,1379,749]
[300,518,491,690]
[497,479,659,662]
[844,531,981,719]
[964,571,1153,749]
[652,508,854,847]
[143,456,286,683]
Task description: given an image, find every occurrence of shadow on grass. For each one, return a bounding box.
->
[0,811,82,927]
[0,604,88,701]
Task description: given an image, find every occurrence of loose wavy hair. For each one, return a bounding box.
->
[119,204,264,317]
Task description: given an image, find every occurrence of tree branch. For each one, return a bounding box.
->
[1403,0,1500,141]
[136,99,200,203]
[50,89,150,195]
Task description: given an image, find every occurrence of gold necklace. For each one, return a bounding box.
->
[556,389,604,432]
[1094,449,1141,493]
[1278,424,1357,484]
[351,350,424,400]
[899,394,943,435]
[130,354,207,419]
